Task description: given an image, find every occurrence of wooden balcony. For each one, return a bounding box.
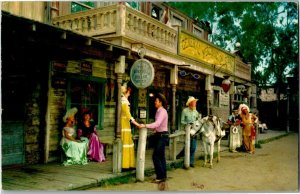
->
[52,4,177,53]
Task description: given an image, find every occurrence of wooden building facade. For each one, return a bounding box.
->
[2,2,256,167]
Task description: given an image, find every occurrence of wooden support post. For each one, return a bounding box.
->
[170,137,177,161]
[85,38,91,46]
[31,24,36,31]
[169,131,184,161]
[113,71,124,173]
[205,75,212,115]
[184,125,190,168]
[112,138,122,173]
[171,84,176,133]
[136,127,148,181]
[61,32,66,40]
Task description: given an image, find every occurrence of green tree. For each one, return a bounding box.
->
[169,2,298,85]
[169,2,298,121]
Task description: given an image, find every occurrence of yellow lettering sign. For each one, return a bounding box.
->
[179,32,235,73]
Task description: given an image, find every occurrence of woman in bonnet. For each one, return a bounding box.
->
[60,107,89,165]
[121,82,140,171]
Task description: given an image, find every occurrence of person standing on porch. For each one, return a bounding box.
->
[139,93,169,183]
[121,83,140,171]
[176,96,200,167]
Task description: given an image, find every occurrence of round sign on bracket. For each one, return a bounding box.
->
[130,59,154,89]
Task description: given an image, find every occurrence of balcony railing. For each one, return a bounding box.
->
[52,4,251,81]
[52,4,177,53]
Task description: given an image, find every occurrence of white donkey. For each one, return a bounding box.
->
[190,115,225,168]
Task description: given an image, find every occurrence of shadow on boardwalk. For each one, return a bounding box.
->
[2,130,290,191]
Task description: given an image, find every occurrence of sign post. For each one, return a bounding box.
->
[131,55,154,181]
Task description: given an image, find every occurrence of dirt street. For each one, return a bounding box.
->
[88,133,298,192]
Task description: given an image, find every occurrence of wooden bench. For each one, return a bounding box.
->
[100,136,114,156]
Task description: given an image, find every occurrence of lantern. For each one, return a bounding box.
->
[221,76,231,93]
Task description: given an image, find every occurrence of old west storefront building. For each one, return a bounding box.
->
[2,2,255,169]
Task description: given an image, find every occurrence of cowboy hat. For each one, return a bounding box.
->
[63,107,78,123]
[186,96,198,106]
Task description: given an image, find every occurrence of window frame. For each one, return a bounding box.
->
[213,89,220,107]
[125,1,141,11]
[71,1,95,13]
[170,12,187,29]
[66,75,106,130]
[192,24,204,38]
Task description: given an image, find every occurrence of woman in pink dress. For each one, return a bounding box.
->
[77,111,105,162]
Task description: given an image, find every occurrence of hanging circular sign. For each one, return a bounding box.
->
[130,59,155,89]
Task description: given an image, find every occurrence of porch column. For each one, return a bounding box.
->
[171,84,177,133]
[113,56,125,173]
[205,75,213,115]
[169,66,178,160]
[229,81,235,112]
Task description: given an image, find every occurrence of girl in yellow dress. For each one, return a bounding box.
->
[121,83,140,171]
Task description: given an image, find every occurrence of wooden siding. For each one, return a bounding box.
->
[1,1,45,22]
[2,121,25,165]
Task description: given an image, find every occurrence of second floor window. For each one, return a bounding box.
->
[126,2,140,11]
[71,2,95,13]
[193,27,203,38]
[151,6,161,20]
[172,15,186,29]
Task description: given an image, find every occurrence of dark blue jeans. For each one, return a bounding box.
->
[152,133,169,180]
[177,136,197,165]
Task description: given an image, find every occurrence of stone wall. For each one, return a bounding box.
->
[24,83,43,164]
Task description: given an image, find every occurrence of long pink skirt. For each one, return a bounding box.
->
[87,133,106,162]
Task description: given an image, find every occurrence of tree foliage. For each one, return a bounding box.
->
[168,2,298,87]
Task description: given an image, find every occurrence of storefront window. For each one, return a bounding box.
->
[213,90,220,107]
[69,79,104,127]
[71,2,95,13]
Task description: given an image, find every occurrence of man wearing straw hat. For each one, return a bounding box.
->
[176,96,201,167]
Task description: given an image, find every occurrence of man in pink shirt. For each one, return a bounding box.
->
[140,93,169,183]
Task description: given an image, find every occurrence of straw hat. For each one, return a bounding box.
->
[63,107,78,123]
[186,96,198,106]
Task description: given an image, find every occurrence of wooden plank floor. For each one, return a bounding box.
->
[2,130,286,191]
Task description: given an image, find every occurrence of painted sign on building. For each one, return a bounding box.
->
[179,31,235,74]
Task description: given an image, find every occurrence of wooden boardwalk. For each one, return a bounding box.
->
[1,130,288,191]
